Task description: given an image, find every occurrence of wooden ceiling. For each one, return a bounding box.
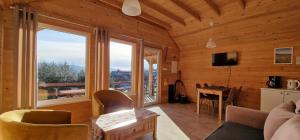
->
[1,0,299,50]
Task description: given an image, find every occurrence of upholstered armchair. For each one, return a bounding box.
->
[94,90,134,114]
[0,110,88,140]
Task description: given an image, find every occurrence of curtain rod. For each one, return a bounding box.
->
[9,5,93,29]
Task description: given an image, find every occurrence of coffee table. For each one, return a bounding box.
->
[92,109,159,140]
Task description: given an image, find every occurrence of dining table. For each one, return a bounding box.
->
[197,87,230,121]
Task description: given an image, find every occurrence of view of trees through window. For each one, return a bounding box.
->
[37,27,87,102]
[109,40,133,93]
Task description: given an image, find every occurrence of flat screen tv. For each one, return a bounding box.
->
[212,52,238,66]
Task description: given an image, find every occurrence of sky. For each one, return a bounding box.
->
[37,29,155,71]
[37,29,86,67]
[110,41,132,71]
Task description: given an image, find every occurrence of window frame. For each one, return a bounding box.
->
[109,38,137,95]
[36,23,91,107]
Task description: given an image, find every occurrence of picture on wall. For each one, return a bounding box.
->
[274,47,293,64]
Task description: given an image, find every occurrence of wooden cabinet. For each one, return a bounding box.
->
[261,88,300,112]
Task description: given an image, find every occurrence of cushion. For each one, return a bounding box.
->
[271,116,300,140]
[295,99,300,114]
[264,101,296,140]
[205,122,264,140]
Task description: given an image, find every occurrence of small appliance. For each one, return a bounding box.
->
[287,79,300,90]
[266,76,281,88]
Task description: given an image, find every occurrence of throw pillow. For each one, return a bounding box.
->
[295,99,300,114]
[271,116,300,140]
[264,101,296,140]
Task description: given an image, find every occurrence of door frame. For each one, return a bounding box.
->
[143,46,162,107]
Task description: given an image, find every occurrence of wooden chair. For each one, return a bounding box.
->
[233,86,243,106]
[94,90,133,114]
[223,87,238,109]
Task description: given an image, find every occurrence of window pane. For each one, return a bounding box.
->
[37,28,86,102]
[109,40,132,93]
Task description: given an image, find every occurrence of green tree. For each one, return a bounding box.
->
[38,61,84,83]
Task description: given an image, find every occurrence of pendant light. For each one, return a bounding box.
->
[206,38,217,49]
[122,0,141,16]
[206,21,217,49]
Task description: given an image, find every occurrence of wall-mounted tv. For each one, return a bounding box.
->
[212,52,238,66]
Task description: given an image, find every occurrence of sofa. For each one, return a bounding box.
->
[0,109,88,140]
[206,100,300,140]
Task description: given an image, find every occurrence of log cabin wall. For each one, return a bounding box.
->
[177,1,300,109]
[0,9,19,113]
[0,9,3,112]
[0,0,179,122]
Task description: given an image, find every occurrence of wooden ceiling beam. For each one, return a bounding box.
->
[170,0,201,22]
[239,0,246,9]
[87,0,171,30]
[136,13,172,30]
[140,0,186,26]
[203,0,221,16]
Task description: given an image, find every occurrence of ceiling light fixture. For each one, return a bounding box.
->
[122,0,141,16]
[206,20,217,49]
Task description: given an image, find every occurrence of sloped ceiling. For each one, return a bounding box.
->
[1,0,300,50]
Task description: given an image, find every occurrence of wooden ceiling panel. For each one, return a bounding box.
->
[204,0,221,16]
[141,0,186,26]
[170,0,202,22]
[3,0,300,51]
[170,0,300,38]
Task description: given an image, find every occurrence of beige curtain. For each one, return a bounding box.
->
[92,27,110,116]
[16,6,37,109]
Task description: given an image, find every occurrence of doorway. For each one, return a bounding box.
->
[143,47,161,106]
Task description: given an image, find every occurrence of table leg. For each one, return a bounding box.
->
[197,89,200,115]
[153,118,157,140]
[218,93,222,121]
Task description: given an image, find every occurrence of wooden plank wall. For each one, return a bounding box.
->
[0,0,179,122]
[0,9,3,113]
[0,9,18,112]
[178,5,300,109]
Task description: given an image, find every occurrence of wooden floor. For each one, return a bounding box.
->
[89,103,222,140]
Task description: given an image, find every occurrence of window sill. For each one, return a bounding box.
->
[37,97,91,108]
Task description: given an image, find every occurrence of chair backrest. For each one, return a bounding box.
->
[233,86,243,105]
[0,110,88,140]
[94,90,133,114]
[196,83,201,95]
[0,110,71,124]
[226,87,238,103]
[203,83,209,88]
[196,83,201,89]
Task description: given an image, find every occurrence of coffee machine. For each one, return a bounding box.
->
[266,76,281,88]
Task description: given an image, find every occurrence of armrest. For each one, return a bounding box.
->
[225,105,269,129]
[22,110,71,124]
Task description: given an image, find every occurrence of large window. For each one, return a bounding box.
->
[109,39,133,93]
[36,24,88,107]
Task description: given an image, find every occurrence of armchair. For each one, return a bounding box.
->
[0,110,88,140]
[94,90,133,114]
